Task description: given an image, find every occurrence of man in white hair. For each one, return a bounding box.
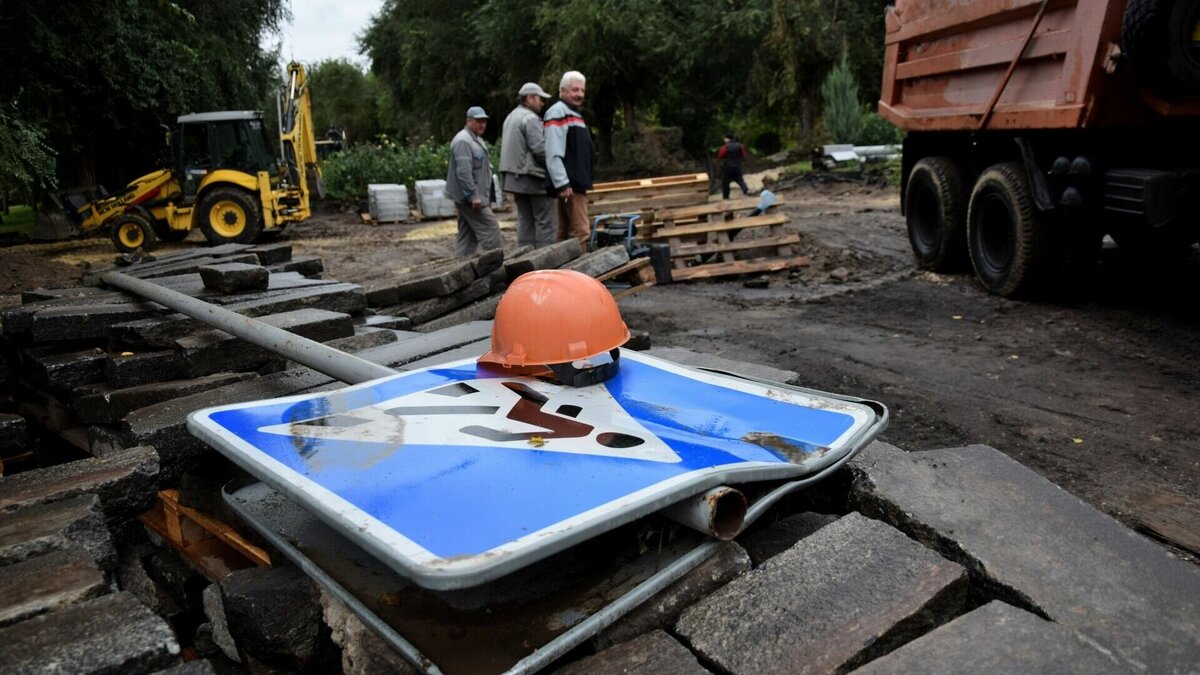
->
[543,70,596,250]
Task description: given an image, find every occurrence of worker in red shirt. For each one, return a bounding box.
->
[717,134,751,200]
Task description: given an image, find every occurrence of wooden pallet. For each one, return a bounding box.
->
[644,206,806,280]
[587,173,709,216]
[597,257,657,299]
[138,488,271,581]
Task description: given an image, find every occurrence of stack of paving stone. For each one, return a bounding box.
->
[367,184,409,223]
[364,239,639,332]
[413,179,456,219]
[0,243,377,483]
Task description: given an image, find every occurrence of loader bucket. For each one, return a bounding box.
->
[31,211,78,241]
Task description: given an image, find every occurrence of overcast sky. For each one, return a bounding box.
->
[268,0,382,68]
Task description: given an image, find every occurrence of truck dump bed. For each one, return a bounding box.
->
[879,0,1131,131]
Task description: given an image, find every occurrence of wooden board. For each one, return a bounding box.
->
[646,213,790,239]
[653,197,774,223]
[595,257,652,283]
[670,256,811,281]
[673,233,802,258]
[589,173,708,195]
[138,488,271,581]
[586,192,705,217]
[1128,490,1200,557]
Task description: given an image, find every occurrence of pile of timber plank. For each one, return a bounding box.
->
[586,173,710,218]
[639,196,810,281]
[585,173,806,281]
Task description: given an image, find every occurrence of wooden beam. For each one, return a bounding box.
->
[671,256,811,281]
[646,213,790,239]
[673,233,802,258]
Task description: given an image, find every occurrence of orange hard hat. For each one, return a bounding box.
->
[479,269,630,369]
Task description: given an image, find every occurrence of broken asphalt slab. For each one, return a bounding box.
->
[849,442,1200,673]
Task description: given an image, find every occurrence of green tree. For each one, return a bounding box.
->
[308,59,388,144]
[821,49,863,144]
[0,0,287,192]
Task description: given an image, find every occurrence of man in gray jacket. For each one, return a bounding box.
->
[445,106,502,256]
[500,82,554,248]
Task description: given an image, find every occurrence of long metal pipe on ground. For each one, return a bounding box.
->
[102,271,395,386]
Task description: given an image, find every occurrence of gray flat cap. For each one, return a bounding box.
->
[466,106,488,119]
[518,82,551,98]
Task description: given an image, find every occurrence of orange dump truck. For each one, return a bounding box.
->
[880,0,1200,296]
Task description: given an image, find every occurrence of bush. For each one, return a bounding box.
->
[858,111,903,145]
[321,139,450,202]
[609,125,688,178]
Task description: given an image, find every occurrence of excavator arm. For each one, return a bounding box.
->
[278,62,323,204]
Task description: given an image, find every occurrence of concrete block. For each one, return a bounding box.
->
[106,350,183,389]
[144,548,206,606]
[594,541,750,650]
[219,566,328,672]
[738,511,839,567]
[396,277,492,325]
[115,543,185,619]
[248,243,292,266]
[853,601,1128,674]
[130,253,260,280]
[0,494,116,569]
[562,245,630,277]
[414,295,501,333]
[326,329,401,354]
[21,286,119,303]
[0,445,159,524]
[675,513,967,675]
[87,425,132,458]
[320,591,419,675]
[198,262,269,294]
[466,247,506,278]
[359,313,412,331]
[504,238,583,281]
[175,308,354,377]
[354,320,494,369]
[0,591,180,674]
[0,548,107,627]
[110,314,206,350]
[0,412,27,448]
[24,346,108,394]
[75,372,258,425]
[3,295,137,339]
[224,282,366,318]
[30,303,164,342]
[557,630,709,675]
[645,346,800,385]
[365,260,476,307]
[849,442,1200,673]
[268,255,324,277]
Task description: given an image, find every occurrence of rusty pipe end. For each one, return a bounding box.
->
[660,486,748,541]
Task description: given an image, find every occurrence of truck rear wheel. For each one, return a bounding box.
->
[1123,0,1200,96]
[197,188,262,245]
[905,156,967,272]
[967,162,1050,297]
[111,213,156,253]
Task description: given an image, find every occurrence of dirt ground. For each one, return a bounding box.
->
[4,175,1198,561]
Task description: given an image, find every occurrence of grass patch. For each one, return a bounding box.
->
[0,205,35,235]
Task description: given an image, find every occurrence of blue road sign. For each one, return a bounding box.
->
[188,350,884,589]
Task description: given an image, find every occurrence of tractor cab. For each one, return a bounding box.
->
[175,111,278,199]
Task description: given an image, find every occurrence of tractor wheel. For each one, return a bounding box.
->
[967,162,1052,298]
[905,156,968,272]
[197,187,262,245]
[1123,0,1200,96]
[110,213,156,253]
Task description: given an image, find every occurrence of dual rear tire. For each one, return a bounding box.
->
[906,158,1062,298]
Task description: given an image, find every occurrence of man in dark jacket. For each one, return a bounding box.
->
[717,134,751,199]
[544,71,596,250]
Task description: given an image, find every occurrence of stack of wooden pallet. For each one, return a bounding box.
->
[586,173,808,281]
[641,196,809,281]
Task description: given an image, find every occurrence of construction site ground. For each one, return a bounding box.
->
[2,172,1197,562]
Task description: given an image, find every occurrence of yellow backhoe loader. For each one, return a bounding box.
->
[37,62,322,252]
